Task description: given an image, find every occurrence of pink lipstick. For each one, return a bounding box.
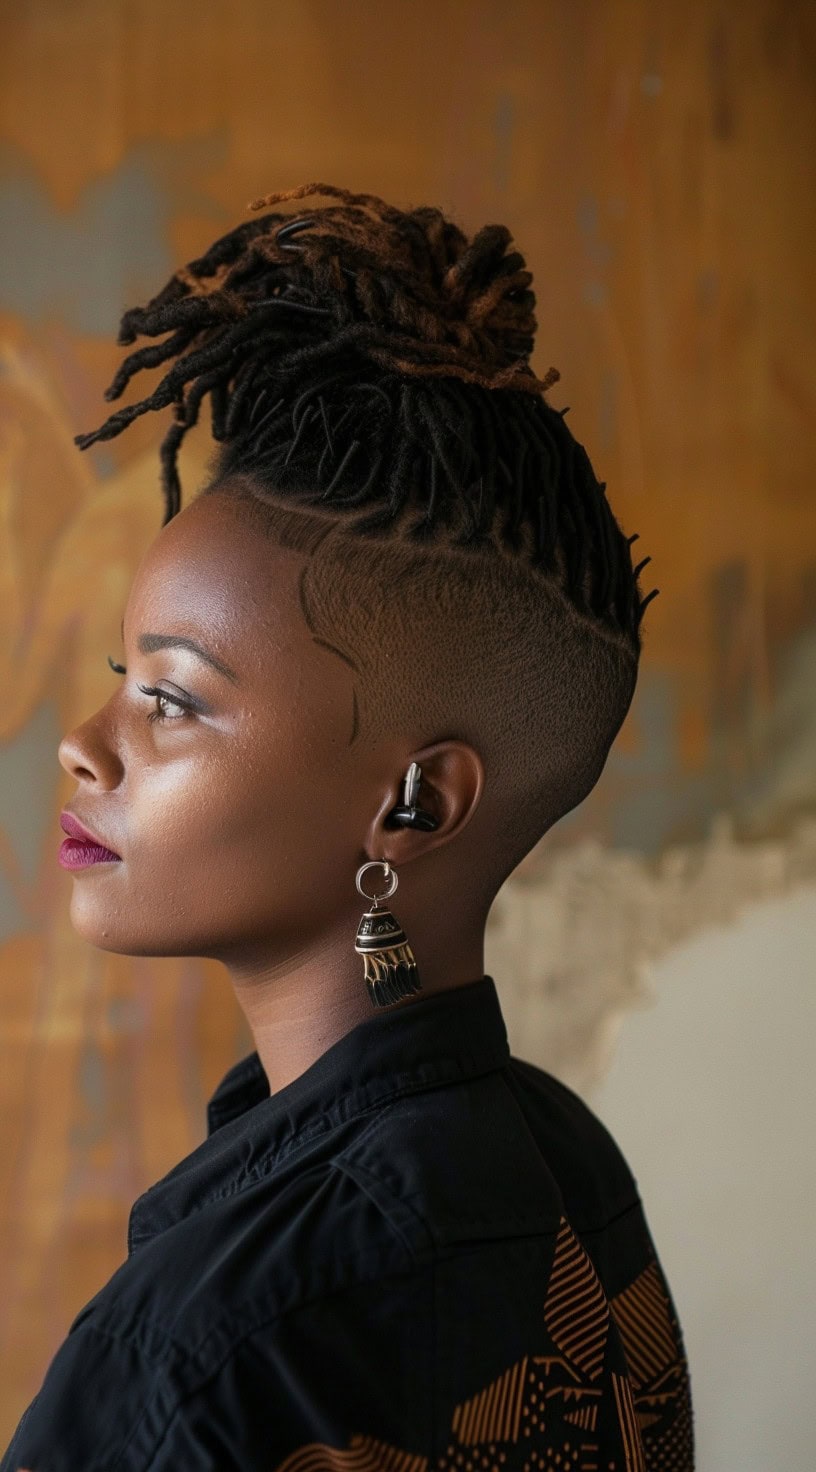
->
[59,812,122,870]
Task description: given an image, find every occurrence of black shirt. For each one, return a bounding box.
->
[2,974,694,1471]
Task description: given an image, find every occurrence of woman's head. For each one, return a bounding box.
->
[60,181,657,966]
[58,488,484,964]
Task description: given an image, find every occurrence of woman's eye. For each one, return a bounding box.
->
[108,662,191,722]
[153,692,187,722]
[137,684,191,723]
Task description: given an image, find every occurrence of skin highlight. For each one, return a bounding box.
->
[58,489,488,1093]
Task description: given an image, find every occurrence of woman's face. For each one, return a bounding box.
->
[58,489,390,963]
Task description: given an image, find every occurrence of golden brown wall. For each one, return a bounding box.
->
[1,0,815,1443]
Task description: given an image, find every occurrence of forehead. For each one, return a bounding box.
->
[125,491,328,679]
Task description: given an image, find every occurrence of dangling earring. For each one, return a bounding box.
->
[354,859,421,1009]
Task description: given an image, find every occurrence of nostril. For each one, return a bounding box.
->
[58,733,99,784]
[58,708,124,791]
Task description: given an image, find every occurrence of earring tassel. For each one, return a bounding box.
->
[355,906,422,1008]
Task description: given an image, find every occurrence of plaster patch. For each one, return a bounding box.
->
[487,814,816,1093]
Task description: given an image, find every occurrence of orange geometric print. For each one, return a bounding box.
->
[452,1354,529,1444]
[544,1217,610,1381]
[610,1262,683,1386]
[275,1439,428,1472]
[609,1260,695,1468]
[611,1372,646,1472]
[275,1217,693,1472]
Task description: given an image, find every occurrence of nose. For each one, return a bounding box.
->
[59,706,124,790]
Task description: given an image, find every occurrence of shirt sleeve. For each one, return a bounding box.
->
[1,1265,436,1472]
[142,1264,436,1471]
[0,1321,173,1472]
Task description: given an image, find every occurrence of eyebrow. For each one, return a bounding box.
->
[136,633,239,684]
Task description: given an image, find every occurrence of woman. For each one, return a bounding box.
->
[3,182,694,1471]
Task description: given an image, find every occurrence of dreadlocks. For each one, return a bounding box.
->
[76,181,659,889]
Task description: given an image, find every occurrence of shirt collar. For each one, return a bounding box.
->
[206,972,508,1136]
[128,974,509,1251]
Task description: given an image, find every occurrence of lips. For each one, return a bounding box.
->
[59,812,122,870]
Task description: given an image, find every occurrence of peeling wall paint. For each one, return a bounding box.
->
[490,814,816,1094]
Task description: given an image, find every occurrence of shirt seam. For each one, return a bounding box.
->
[127,1258,438,1472]
[338,1075,642,1241]
[333,1155,434,1262]
[495,1063,640,1231]
[65,1315,185,1362]
[577,1194,645,1234]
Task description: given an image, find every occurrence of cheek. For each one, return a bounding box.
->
[95,721,351,951]
[130,737,285,888]
[66,735,276,952]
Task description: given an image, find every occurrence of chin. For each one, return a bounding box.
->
[69,891,166,956]
[68,890,235,959]
[67,865,171,954]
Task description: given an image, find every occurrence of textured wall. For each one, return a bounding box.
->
[1,0,814,1453]
[587,886,816,1470]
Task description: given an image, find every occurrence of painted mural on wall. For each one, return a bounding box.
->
[1,0,815,1441]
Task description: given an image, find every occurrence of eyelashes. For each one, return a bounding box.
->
[107,655,193,722]
[137,685,191,722]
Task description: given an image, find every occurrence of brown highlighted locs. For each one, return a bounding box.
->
[74,181,659,881]
[74,180,658,641]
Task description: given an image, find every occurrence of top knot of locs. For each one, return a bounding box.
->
[242,182,559,394]
[74,182,562,517]
[72,180,660,635]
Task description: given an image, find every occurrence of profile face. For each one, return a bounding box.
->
[57,489,382,963]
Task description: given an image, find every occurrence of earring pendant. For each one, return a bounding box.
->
[354,860,421,1008]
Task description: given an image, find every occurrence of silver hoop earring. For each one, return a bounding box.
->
[354,858,421,1009]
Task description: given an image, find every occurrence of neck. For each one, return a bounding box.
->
[224,924,486,1094]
